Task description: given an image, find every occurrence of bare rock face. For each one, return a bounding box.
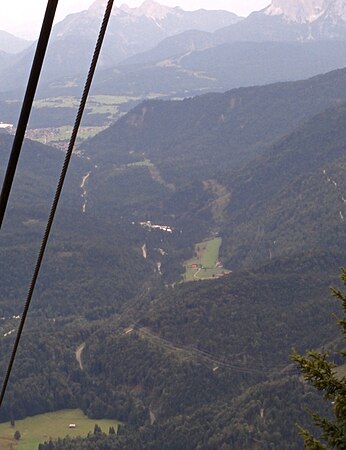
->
[215,0,346,43]
[264,0,346,24]
[265,0,327,22]
[119,0,173,20]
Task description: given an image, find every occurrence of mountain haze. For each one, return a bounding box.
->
[0,0,240,93]
[116,0,241,33]
[2,0,346,99]
[265,0,346,23]
[0,30,31,54]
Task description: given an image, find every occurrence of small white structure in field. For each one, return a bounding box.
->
[69,424,76,428]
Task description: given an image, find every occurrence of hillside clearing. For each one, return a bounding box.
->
[184,237,231,282]
[0,409,118,450]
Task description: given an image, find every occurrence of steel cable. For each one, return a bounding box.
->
[0,0,59,229]
[0,0,114,408]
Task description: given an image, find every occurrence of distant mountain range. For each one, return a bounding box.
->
[76,40,346,98]
[1,0,346,110]
[2,0,346,100]
[265,0,346,24]
[0,30,31,54]
[0,0,240,93]
[52,0,240,64]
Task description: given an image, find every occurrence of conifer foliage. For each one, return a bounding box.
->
[292,269,346,449]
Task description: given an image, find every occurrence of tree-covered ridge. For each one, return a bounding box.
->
[38,374,327,450]
[1,66,346,449]
[219,103,346,269]
[17,253,338,449]
[292,269,346,448]
[81,98,346,278]
[0,134,153,317]
[82,67,346,176]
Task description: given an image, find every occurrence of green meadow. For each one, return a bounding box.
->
[0,409,118,450]
[33,95,138,114]
[184,237,231,282]
[26,94,167,144]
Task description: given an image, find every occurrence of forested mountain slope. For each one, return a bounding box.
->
[0,134,152,318]
[80,69,346,267]
[219,103,346,268]
[35,253,342,450]
[1,65,346,449]
[83,66,346,178]
[27,39,346,100]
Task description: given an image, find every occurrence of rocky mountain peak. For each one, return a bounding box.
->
[264,0,346,23]
[88,0,108,16]
[325,0,346,21]
[119,0,173,20]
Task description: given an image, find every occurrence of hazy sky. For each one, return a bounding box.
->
[0,0,271,39]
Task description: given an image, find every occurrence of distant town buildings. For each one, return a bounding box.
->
[0,122,13,130]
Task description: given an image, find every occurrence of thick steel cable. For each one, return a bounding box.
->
[0,0,114,408]
[0,0,59,229]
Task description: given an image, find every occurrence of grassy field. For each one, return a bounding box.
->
[184,237,231,282]
[32,94,166,118]
[27,95,142,144]
[26,94,167,145]
[33,95,138,114]
[0,409,119,450]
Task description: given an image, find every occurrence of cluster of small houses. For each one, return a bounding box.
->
[189,262,231,278]
[139,221,173,233]
[0,122,13,131]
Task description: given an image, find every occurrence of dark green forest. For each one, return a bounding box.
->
[0,65,345,449]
